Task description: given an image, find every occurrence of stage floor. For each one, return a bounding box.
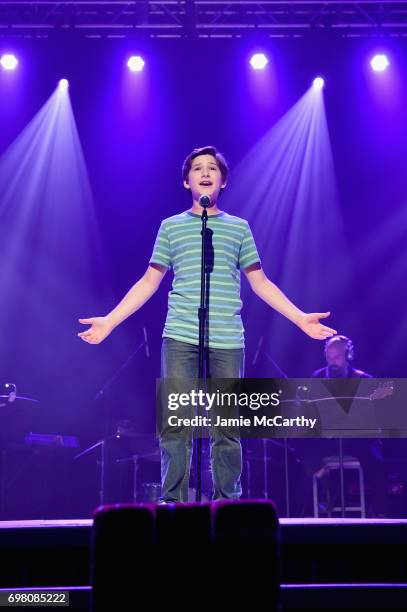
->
[1,516,407,528]
[1,516,406,609]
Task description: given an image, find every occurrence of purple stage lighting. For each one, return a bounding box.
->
[59,78,69,91]
[0,54,18,71]
[250,53,268,70]
[370,54,390,72]
[313,76,325,91]
[127,56,145,72]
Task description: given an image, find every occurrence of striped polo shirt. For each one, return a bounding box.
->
[149,210,260,349]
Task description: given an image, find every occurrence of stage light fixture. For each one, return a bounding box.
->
[127,56,145,72]
[59,78,69,91]
[370,54,390,72]
[0,54,18,71]
[250,53,268,70]
[313,77,325,91]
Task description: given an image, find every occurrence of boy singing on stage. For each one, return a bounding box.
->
[78,145,336,502]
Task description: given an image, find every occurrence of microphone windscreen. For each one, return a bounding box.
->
[199,195,211,208]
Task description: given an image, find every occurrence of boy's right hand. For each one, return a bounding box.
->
[77,316,114,344]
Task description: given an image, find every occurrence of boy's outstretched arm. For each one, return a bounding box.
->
[243,263,337,340]
[78,263,167,344]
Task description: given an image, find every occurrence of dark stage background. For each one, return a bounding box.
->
[1,35,406,517]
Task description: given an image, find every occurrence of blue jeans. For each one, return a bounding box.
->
[159,337,245,502]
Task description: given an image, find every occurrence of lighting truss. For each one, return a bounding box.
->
[1,1,407,39]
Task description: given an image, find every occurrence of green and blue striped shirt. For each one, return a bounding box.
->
[149,210,260,348]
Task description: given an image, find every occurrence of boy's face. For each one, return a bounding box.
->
[184,154,226,204]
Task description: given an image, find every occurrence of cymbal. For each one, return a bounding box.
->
[0,395,40,419]
[0,395,39,403]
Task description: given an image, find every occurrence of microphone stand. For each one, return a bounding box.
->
[196,202,209,502]
[74,434,118,506]
[94,339,147,401]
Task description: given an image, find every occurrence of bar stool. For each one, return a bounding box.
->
[313,455,366,518]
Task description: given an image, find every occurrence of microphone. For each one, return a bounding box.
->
[143,326,150,358]
[199,195,211,208]
[253,335,264,366]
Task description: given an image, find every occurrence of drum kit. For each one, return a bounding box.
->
[76,419,214,504]
[0,380,207,506]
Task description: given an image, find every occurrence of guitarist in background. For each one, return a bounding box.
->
[312,335,372,379]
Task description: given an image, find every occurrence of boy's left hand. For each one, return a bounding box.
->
[298,312,337,340]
